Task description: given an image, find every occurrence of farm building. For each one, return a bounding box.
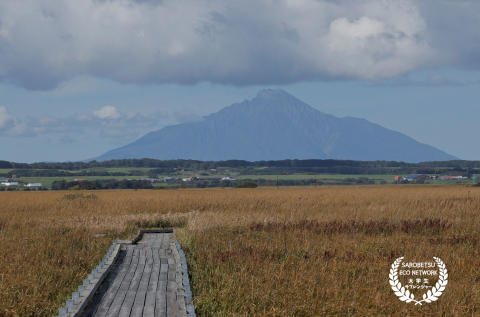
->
[404,174,432,181]
[188,176,221,181]
[159,177,181,182]
[394,176,402,181]
[222,175,239,180]
[26,183,42,187]
[184,176,222,181]
[440,175,468,180]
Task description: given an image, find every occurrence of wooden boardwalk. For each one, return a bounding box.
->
[84,233,187,317]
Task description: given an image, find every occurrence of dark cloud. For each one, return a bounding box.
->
[0,0,477,90]
[416,0,480,70]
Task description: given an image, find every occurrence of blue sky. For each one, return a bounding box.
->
[0,0,479,163]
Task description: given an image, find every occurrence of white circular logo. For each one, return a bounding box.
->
[389,257,448,305]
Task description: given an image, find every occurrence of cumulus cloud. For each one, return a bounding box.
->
[323,13,431,79]
[0,0,464,90]
[0,106,14,130]
[8,120,33,137]
[94,106,121,119]
[0,107,34,137]
[0,105,169,138]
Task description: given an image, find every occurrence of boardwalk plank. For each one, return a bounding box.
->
[105,250,141,317]
[87,233,186,317]
[87,250,132,317]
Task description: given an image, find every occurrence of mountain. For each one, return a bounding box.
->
[91,89,458,163]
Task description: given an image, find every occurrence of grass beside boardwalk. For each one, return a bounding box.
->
[1,186,480,316]
[179,186,480,316]
[0,190,184,316]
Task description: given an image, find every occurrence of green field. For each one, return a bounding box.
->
[13,175,146,188]
[4,171,476,188]
[238,173,393,180]
[238,174,394,184]
[238,174,475,185]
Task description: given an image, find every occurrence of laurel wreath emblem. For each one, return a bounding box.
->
[389,257,448,305]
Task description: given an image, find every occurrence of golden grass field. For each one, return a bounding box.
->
[0,185,479,316]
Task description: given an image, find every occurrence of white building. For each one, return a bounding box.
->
[1,182,19,186]
[222,176,238,180]
[26,183,42,187]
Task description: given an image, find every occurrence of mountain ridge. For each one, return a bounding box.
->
[90,89,458,163]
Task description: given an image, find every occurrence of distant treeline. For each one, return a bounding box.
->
[1,158,480,176]
[241,177,376,186]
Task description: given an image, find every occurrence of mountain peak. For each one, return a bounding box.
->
[91,89,458,163]
[255,89,287,99]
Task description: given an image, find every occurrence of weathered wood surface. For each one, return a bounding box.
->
[85,233,186,317]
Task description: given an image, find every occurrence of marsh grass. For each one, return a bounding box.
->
[177,186,480,316]
[0,186,479,316]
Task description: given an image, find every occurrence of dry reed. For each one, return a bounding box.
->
[0,186,479,316]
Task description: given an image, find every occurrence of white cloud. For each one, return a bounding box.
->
[0,0,454,90]
[7,120,31,137]
[0,107,32,137]
[0,106,14,130]
[0,105,169,139]
[94,106,121,119]
[322,14,432,79]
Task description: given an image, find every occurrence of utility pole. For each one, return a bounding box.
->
[277,175,278,189]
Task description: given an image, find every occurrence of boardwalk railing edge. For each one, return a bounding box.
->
[57,242,121,317]
[54,229,196,317]
[172,229,197,317]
